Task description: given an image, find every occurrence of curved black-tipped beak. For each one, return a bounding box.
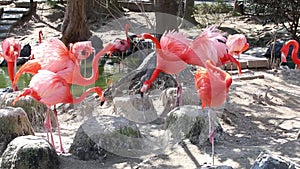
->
[100,101,105,106]
[140,92,144,98]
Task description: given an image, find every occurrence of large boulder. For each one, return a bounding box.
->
[251,152,297,169]
[69,115,142,160]
[113,94,158,123]
[0,92,47,129]
[0,107,34,156]
[165,105,223,145]
[0,135,59,169]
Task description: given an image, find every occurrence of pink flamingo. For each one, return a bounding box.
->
[109,23,131,56]
[30,30,43,60]
[13,38,114,88]
[0,37,21,91]
[13,70,106,153]
[281,40,300,68]
[137,31,188,105]
[226,33,249,59]
[183,26,242,75]
[194,60,232,165]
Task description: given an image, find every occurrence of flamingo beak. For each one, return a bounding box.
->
[100,100,105,106]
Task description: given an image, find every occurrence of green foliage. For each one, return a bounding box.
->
[244,0,300,40]
[46,0,58,7]
[195,0,232,15]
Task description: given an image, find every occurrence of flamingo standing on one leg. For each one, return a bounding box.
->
[182,26,243,75]
[30,29,43,60]
[13,70,106,153]
[0,37,21,91]
[281,40,300,68]
[226,34,249,60]
[137,31,189,106]
[194,60,232,165]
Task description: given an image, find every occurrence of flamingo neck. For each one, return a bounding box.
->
[39,31,43,44]
[144,34,161,49]
[7,61,17,90]
[125,24,130,44]
[287,40,300,66]
[71,87,103,104]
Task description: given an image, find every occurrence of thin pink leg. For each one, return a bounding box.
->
[53,106,65,153]
[44,107,56,151]
[207,107,215,165]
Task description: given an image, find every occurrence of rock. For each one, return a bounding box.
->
[165,105,223,145]
[113,94,158,123]
[69,115,142,160]
[200,164,233,169]
[0,135,59,169]
[88,35,103,54]
[159,87,200,116]
[251,152,297,169]
[0,107,34,156]
[0,91,47,129]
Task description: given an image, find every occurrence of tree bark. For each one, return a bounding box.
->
[61,0,91,46]
[179,0,198,28]
[154,0,178,40]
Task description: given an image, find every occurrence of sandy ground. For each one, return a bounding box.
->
[5,2,300,169]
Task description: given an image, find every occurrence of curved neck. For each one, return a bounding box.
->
[70,87,103,104]
[72,43,113,85]
[39,30,43,44]
[125,24,130,44]
[286,40,300,66]
[144,34,161,49]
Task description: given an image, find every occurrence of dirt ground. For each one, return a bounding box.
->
[6,2,300,169]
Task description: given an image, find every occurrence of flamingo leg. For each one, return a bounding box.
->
[174,74,182,107]
[53,105,65,153]
[44,107,56,151]
[207,107,215,165]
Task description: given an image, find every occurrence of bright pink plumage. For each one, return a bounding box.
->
[226,34,249,57]
[1,37,21,91]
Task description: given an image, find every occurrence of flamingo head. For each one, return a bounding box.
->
[1,37,21,62]
[219,53,242,75]
[71,41,94,60]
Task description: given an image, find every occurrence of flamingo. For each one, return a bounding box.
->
[29,30,43,60]
[226,33,249,59]
[194,60,232,165]
[182,26,243,75]
[0,37,21,91]
[109,23,131,56]
[13,38,114,88]
[137,31,188,106]
[13,70,106,153]
[281,40,300,68]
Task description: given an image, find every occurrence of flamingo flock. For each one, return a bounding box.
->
[0,24,255,161]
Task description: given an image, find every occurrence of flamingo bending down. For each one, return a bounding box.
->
[194,60,232,165]
[109,23,131,56]
[13,70,106,153]
[281,40,300,68]
[0,37,21,91]
[137,31,188,106]
[13,38,114,88]
[226,34,249,60]
[183,26,242,75]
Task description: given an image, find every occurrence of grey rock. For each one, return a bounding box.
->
[0,92,47,129]
[159,87,200,116]
[0,135,59,169]
[251,152,297,169]
[89,35,103,53]
[200,164,233,169]
[113,94,158,123]
[0,107,34,156]
[69,115,142,160]
[165,105,223,145]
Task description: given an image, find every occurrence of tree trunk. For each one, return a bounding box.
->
[61,0,91,46]
[154,0,178,40]
[179,0,198,28]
